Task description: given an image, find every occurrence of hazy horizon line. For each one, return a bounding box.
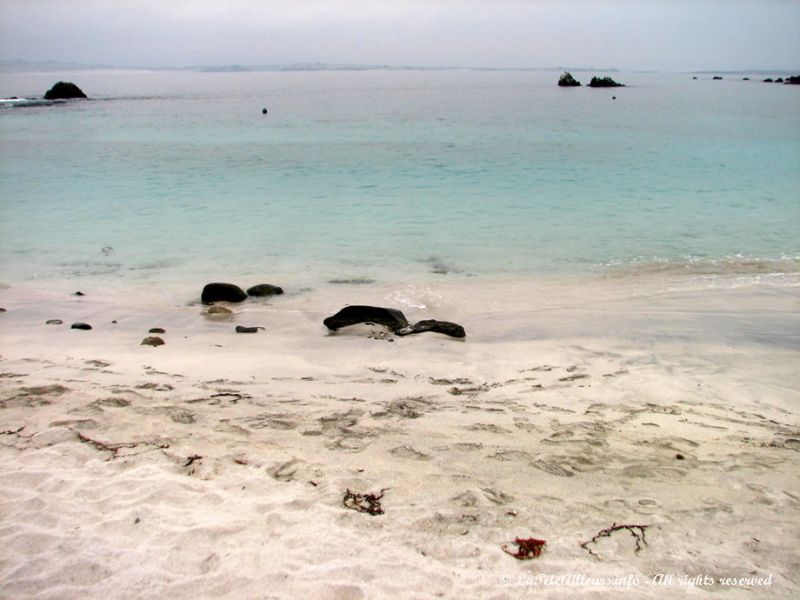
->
[1,58,798,76]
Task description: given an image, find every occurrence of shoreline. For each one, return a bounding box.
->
[1,277,798,598]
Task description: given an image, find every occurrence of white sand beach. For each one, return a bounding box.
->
[1,276,798,599]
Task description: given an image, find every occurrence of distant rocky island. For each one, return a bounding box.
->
[588,76,625,88]
[763,75,800,84]
[558,72,581,87]
[43,81,87,100]
[558,72,624,88]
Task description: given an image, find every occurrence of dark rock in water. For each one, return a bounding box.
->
[74,291,85,296]
[71,322,92,330]
[235,325,265,333]
[692,76,698,80]
[0,308,6,313]
[775,77,784,83]
[44,81,87,100]
[588,76,625,88]
[742,77,750,81]
[141,336,165,346]
[786,75,800,85]
[323,305,409,333]
[246,283,284,297]
[46,319,63,325]
[712,76,723,80]
[396,319,466,339]
[149,327,166,334]
[558,71,581,87]
[206,305,233,315]
[201,282,247,304]
[262,108,268,114]
[763,78,774,83]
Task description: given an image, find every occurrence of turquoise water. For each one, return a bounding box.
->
[1,69,798,289]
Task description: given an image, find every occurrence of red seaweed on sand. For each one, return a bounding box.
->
[502,537,546,559]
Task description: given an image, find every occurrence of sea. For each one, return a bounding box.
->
[1,68,798,302]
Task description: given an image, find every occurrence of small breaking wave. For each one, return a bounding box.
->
[0,97,67,108]
[599,255,800,282]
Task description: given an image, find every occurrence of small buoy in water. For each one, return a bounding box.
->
[262,108,268,115]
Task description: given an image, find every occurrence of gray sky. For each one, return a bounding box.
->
[1,0,798,71]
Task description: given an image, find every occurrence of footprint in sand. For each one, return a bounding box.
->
[169,409,196,424]
[267,458,302,482]
[92,397,132,408]
[467,423,512,434]
[390,445,431,461]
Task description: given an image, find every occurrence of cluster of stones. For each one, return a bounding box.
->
[201,282,284,304]
[761,76,800,84]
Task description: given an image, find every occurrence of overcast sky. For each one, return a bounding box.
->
[1,0,798,71]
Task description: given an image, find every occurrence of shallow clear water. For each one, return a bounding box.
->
[1,69,798,290]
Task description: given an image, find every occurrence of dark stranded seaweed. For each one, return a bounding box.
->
[558,71,581,87]
[43,81,87,100]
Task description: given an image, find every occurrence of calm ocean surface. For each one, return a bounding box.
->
[1,69,798,292]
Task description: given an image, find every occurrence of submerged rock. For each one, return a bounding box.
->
[43,81,87,100]
[396,319,466,339]
[201,282,247,304]
[328,278,376,285]
[323,305,409,333]
[46,319,63,325]
[588,76,625,88]
[246,283,284,297]
[71,322,92,330]
[235,325,265,333]
[141,336,165,346]
[763,78,774,83]
[558,72,581,87]
[206,305,233,315]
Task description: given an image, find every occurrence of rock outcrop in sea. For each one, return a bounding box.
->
[43,82,87,100]
[588,76,625,88]
[558,72,581,87]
